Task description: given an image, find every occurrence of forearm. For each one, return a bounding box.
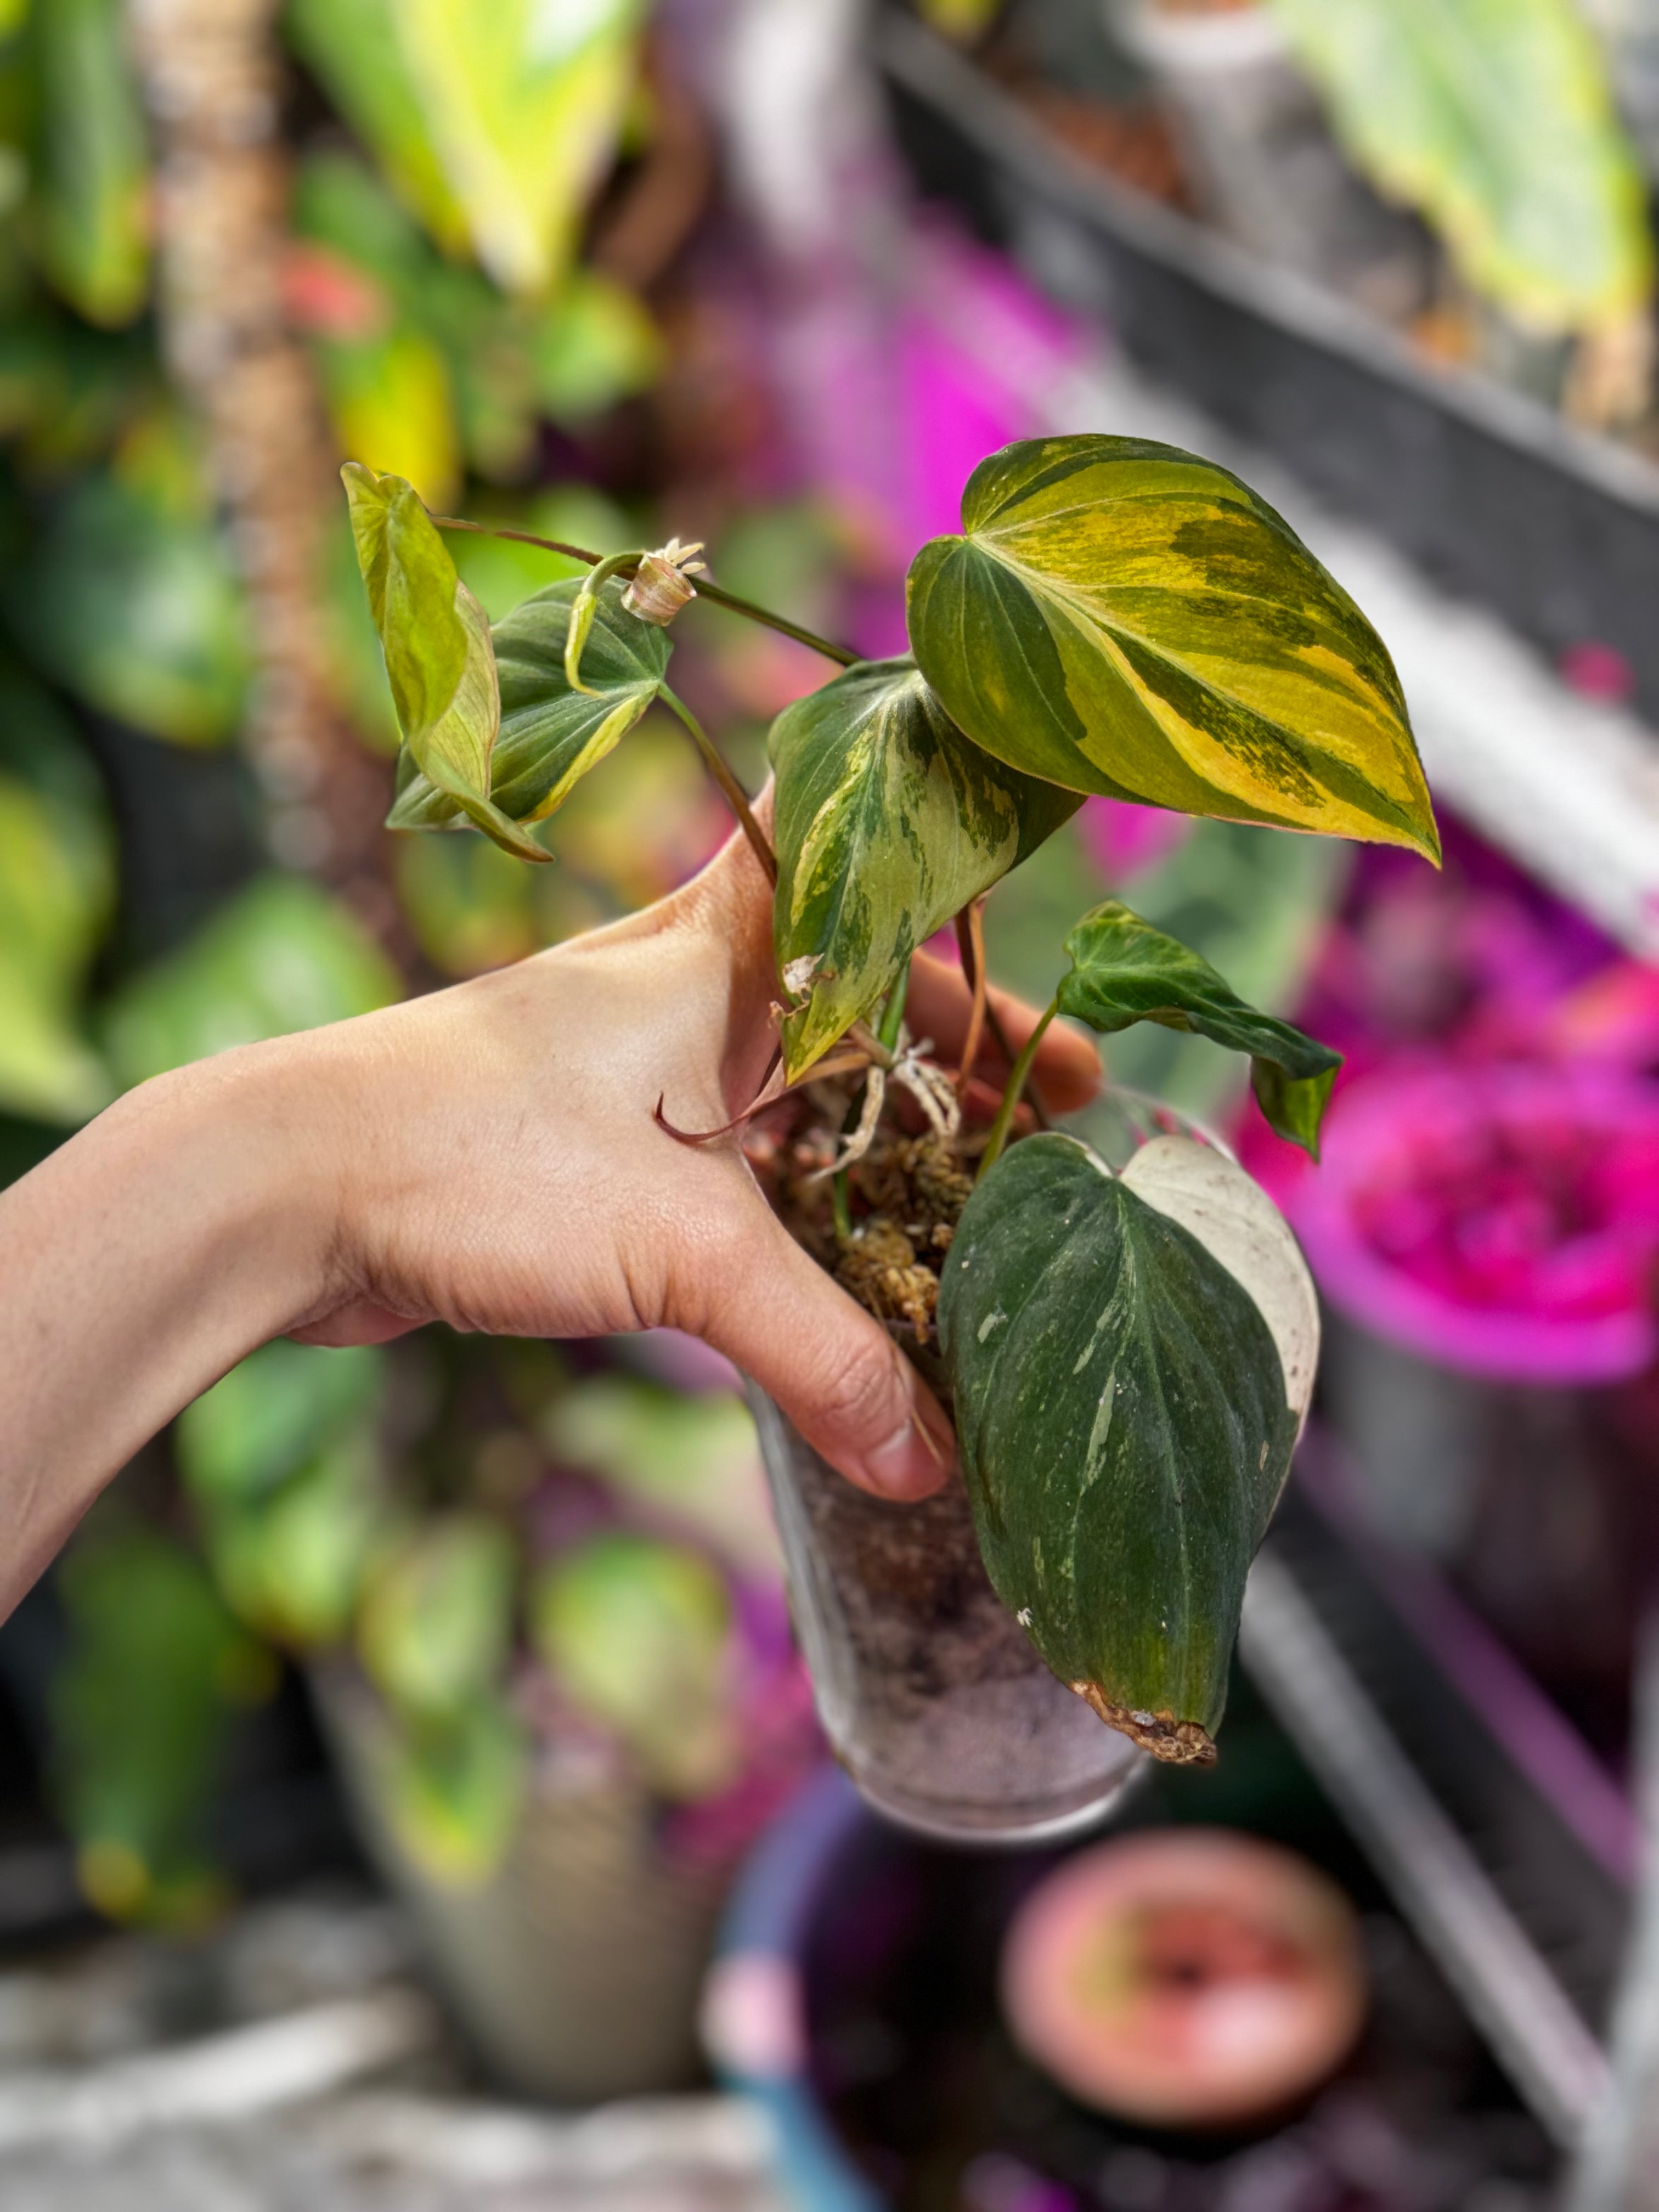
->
[0,1044,338,1617]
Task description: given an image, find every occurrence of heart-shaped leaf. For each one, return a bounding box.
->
[770,657,1080,1077]
[388,576,669,836]
[1058,901,1341,1156]
[939,1131,1304,1762]
[343,463,550,861]
[907,436,1440,861]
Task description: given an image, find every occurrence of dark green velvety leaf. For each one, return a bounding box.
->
[770,656,1079,1077]
[1058,900,1341,1157]
[388,574,668,836]
[907,436,1439,861]
[939,1131,1300,1762]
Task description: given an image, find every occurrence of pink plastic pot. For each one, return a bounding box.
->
[1290,1062,1659,1385]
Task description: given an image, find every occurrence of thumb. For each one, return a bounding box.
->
[697,1202,953,1502]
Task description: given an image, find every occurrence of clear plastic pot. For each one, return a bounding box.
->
[752,1094,1227,1847]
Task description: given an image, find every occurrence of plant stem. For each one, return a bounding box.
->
[878,957,911,1054]
[977,1000,1058,1182]
[656,685,777,885]
[831,1167,853,1242]
[953,901,988,1096]
[428,515,859,667]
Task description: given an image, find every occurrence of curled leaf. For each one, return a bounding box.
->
[343,463,550,861]
[388,575,669,836]
[907,436,1440,861]
[1058,900,1341,1156]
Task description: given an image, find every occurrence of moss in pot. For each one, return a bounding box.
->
[345,434,1439,1838]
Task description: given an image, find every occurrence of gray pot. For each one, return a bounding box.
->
[312,1664,732,2103]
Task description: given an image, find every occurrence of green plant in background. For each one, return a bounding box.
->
[0,0,704,1920]
[1264,0,1654,337]
[49,1523,272,1923]
[354,428,1438,1765]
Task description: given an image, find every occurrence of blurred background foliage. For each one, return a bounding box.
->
[0,0,1355,1924]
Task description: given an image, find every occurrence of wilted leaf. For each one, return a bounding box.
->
[358,1515,517,1725]
[907,436,1439,860]
[100,873,400,1088]
[345,464,552,861]
[1058,900,1341,1156]
[530,1532,735,1799]
[939,1131,1301,1761]
[1266,0,1651,334]
[770,656,1079,1077]
[389,575,668,835]
[32,0,150,328]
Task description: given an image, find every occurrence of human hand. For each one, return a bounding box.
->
[0,811,1098,1611]
[291,812,1101,1501]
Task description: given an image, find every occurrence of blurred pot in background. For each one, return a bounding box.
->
[1287,1057,1659,1730]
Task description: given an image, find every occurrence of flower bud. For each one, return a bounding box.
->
[623,537,707,627]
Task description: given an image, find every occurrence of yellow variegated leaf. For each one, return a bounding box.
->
[907,436,1439,862]
[770,657,1079,1079]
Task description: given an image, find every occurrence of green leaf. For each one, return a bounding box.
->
[177,1342,383,1504]
[32,0,150,328]
[50,1525,266,1924]
[285,0,472,257]
[1058,900,1341,1156]
[101,874,400,1087]
[1264,0,1652,334]
[906,436,1440,862]
[770,656,1080,1079]
[0,703,114,1121]
[542,1376,778,1576]
[939,1131,1307,1762]
[376,1696,525,1888]
[101,874,381,1073]
[388,575,668,836]
[394,0,646,297]
[530,1532,736,1799]
[10,471,250,746]
[345,464,553,862]
[358,1515,517,1725]
[530,269,663,423]
[197,1429,385,1650]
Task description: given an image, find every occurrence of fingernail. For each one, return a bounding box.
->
[864,1419,948,1499]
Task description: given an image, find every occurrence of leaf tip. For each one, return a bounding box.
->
[1072,1682,1218,1766]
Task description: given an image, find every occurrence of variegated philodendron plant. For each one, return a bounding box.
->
[345,435,1438,1767]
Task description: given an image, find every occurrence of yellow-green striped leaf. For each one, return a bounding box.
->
[907,436,1440,862]
[1058,901,1341,1157]
[391,576,669,839]
[770,657,1080,1079]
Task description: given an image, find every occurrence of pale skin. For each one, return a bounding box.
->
[0,814,1099,1623]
